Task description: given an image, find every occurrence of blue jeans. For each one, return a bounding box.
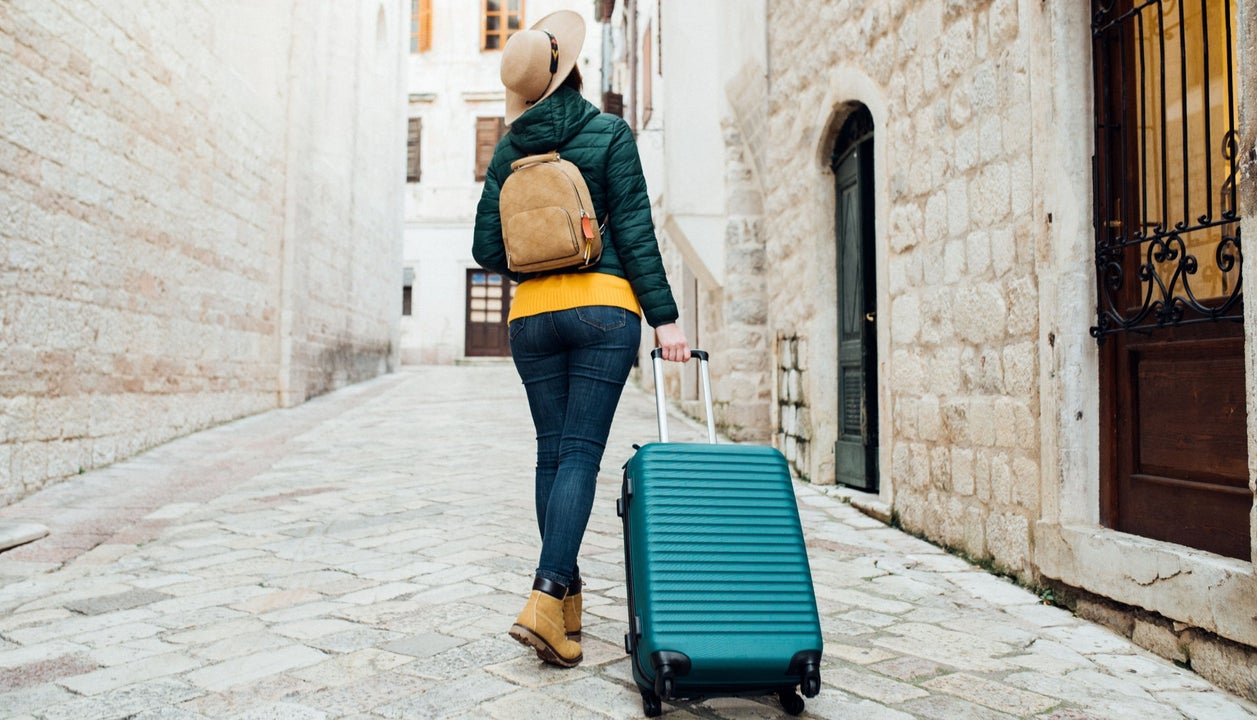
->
[509,306,641,588]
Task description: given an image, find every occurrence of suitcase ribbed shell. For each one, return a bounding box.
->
[623,442,823,689]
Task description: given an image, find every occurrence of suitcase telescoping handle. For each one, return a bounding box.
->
[650,348,716,444]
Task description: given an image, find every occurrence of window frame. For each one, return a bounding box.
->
[482,0,524,51]
[410,0,433,53]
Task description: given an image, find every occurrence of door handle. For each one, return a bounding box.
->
[865,312,876,322]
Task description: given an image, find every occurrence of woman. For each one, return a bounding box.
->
[472,10,689,668]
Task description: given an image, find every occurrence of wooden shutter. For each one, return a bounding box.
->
[475,116,505,181]
[406,118,422,183]
[603,91,624,117]
[414,0,434,52]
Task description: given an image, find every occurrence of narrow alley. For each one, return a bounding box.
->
[0,364,1253,720]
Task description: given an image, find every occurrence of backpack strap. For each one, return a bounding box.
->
[510,152,561,171]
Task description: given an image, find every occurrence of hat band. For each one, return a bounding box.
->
[527,31,560,106]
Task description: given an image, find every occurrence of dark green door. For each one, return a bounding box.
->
[833,107,877,491]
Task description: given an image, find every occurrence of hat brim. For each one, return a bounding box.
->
[504,11,585,126]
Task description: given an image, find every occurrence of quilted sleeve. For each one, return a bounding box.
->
[471,156,520,281]
[604,118,679,327]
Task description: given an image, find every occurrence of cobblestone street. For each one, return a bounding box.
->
[0,364,1254,719]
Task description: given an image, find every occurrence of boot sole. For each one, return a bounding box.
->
[509,624,583,668]
[566,631,581,642]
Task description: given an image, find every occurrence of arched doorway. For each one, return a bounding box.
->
[831,105,878,492]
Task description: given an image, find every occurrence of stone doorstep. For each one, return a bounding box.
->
[0,522,50,553]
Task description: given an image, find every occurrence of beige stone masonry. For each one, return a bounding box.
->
[0,0,406,504]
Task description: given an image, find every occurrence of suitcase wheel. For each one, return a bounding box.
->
[640,688,662,717]
[654,671,675,700]
[802,673,821,698]
[778,689,805,716]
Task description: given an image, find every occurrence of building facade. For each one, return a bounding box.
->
[606,0,1257,698]
[400,0,602,364]
[0,0,407,504]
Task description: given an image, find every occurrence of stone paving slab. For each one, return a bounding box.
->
[0,364,1254,719]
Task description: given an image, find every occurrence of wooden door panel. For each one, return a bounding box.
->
[1133,343,1247,482]
[1121,474,1251,560]
[465,270,512,357]
[1112,329,1249,559]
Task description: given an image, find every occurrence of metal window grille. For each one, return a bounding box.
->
[1090,0,1242,342]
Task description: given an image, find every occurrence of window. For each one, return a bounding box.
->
[475,116,507,181]
[402,267,414,316]
[406,118,422,183]
[603,91,624,117]
[1091,0,1241,340]
[411,0,432,53]
[483,0,523,51]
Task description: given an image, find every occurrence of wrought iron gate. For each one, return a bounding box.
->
[1091,0,1242,339]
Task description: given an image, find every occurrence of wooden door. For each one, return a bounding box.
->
[465,269,513,357]
[833,107,878,492]
[1092,0,1248,559]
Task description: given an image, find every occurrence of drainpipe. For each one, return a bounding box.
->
[601,3,612,96]
[628,0,637,132]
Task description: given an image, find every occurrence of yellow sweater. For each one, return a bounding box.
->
[508,272,642,323]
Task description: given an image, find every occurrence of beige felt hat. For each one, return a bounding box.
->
[500,10,586,126]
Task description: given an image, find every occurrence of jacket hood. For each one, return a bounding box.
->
[507,86,601,155]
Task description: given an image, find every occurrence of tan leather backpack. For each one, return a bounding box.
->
[498,152,603,273]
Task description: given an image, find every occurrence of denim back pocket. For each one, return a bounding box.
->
[509,317,527,341]
[575,306,627,332]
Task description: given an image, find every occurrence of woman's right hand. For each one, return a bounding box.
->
[654,323,691,363]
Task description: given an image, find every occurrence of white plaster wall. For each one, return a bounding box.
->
[400,224,476,365]
[657,0,767,287]
[401,0,602,364]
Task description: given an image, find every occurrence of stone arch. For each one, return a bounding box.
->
[797,69,892,502]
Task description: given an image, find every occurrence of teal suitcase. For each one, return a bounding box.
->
[617,350,823,717]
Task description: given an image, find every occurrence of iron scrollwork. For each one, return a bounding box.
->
[1089,0,1242,343]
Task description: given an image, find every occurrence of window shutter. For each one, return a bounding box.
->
[602,91,624,117]
[418,0,433,53]
[406,118,422,183]
[475,116,506,181]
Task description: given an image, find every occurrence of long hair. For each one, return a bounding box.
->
[561,65,583,93]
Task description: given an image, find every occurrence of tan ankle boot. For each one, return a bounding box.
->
[509,579,582,668]
[563,579,582,642]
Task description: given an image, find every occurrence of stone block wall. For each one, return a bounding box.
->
[0,0,405,505]
[765,0,1041,573]
[774,334,811,477]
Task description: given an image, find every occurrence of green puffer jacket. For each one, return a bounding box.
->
[472,86,678,328]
